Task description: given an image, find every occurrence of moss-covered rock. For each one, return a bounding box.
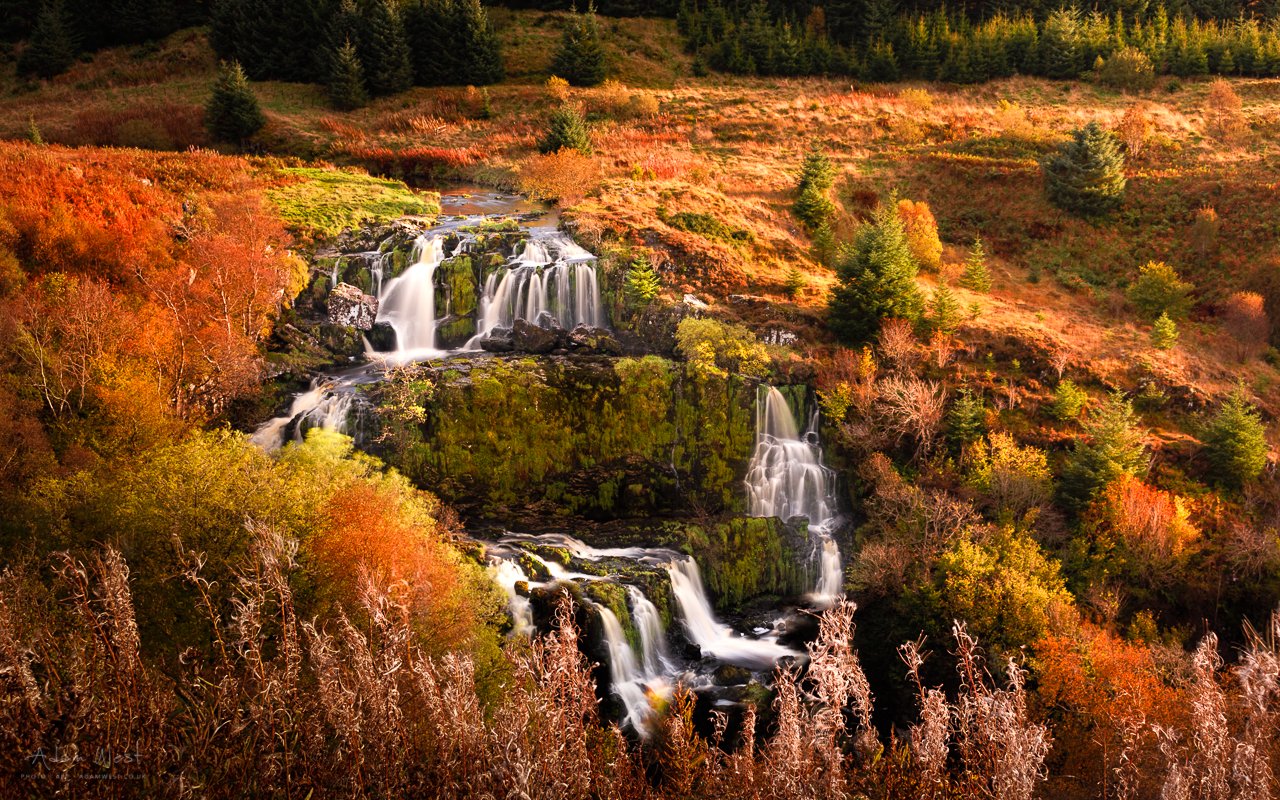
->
[681,516,812,612]
[378,355,757,519]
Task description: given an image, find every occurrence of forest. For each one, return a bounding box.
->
[0,1,1279,798]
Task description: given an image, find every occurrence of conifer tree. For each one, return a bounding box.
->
[948,389,987,448]
[1060,391,1147,510]
[1202,388,1268,488]
[796,148,836,194]
[18,0,77,79]
[960,236,992,292]
[1039,7,1083,79]
[794,185,836,230]
[553,4,607,87]
[540,104,592,153]
[811,222,837,267]
[359,0,414,96]
[862,39,900,81]
[403,0,454,86]
[783,266,805,299]
[828,200,923,344]
[624,253,661,308]
[457,0,504,85]
[1042,121,1126,216]
[205,60,266,145]
[1151,312,1178,349]
[930,284,962,335]
[327,39,368,111]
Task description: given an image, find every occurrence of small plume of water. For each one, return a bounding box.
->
[489,559,536,638]
[667,557,796,670]
[628,586,670,676]
[249,378,354,452]
[375,233,446,354]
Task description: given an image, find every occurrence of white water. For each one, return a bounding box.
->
[667,557,797,670]
[629,586,670,676]
[597,606,667,733]
[489,559,536,638]
[249,378,354,451]
[375,233,446,356]
[468,232,604,345]
[744,387,843,607]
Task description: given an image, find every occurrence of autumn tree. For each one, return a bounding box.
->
[1222,290,1269,361]
[896,198,942,271]
[1204,78,1248,143]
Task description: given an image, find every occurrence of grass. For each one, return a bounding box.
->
[265,167,440,241]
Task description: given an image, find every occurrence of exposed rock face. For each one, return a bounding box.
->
[327,282,379,330]
[479,323,625,356]
[511,318,559,354]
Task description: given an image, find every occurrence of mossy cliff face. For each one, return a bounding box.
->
[382,355,757,519]
[681,517,811,612]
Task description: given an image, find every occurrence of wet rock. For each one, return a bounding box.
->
[366,321,396,352]
[566,324,623,355]
[327,282,378,330]
[511,318,560,354]
[712,664,752,686]
[479,326,515,353]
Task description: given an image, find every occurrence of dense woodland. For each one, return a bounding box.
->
[1,2,1279,799]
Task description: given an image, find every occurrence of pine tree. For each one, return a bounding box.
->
[540,104,592,154]
[1042,121,1127,217]
[862,39,900,81]
[403,0,455,86]
[1151,311,1178,350]
[552,4,607,87]
[205,60,266,145]
[930,284,962,335]
[1039,7,1083,79]
[828,200,923,344]
[811,222,837,267]
[1127,261,1193,320]
[624,253,661,308]
[1202,388,1268,488]
[1059,391,1147,511]
[794,184,836,230]
[948,389,987,448]
[783,266,805,299]
[457,0,504,85]
[18,0,77,79]
[960,236,992,292]
[327,39,368,111]
[797,148,836,193]
[360,0,414,96]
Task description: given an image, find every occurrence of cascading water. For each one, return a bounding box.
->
[666,557,797,669]
[628,586,670,676]
[597,606,666,732]
[375,233,446,355]
[468,232,604,345]
[249,377,356,451]
[744,386,843,607]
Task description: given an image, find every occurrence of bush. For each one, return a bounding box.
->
[1087,475,1199,568]
[1095,47,1155,90]
[1205,78,1248,142]
[674,317,769,378]
[966,432,1054,518]
[205,61,266,146]
[516,149,600,204]
[552,5,606,87]
[624,253,661,308]
[828,201,923,344]
[1050,379,1088,421]
[896,199,942,271]
[1042,122,1126,217]
[783,266,805,299]
[1222,291,1269,362]
[1127,261,1193,321]
[539,105,592,154]
[1202,389,1268,488]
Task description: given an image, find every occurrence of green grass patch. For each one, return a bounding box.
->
[266,167,440,242]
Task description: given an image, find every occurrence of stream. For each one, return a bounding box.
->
[251,189,846,737]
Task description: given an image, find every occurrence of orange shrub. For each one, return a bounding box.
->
[1222,290,1269,361]
[896,199,942,271]
[341,145,486,182]
[70,101,207,150]
[517,149,601,204]
[1087,475,1199,567]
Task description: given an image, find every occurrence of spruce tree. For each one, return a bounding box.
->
[862,39,900,81]
[327,39,368,111]
[403,0,455,86]
[360,0,414,96]
[1203,389,1268,488]
[783,266,805,299]
[828,200,923,344]
[552,4,607,87]
[960,236,992,292]
[794,149,836,233]
[948,389,987,448]
[1039,7,1083,79]
[1059,391,1147,511]
[540,104,592,153]
[811,222,837,267]
[457,0,504,85]
[1042,121,1127,217]
[18,0,77,79]
[205,60,266,145]
[930,284,962,335]
[1151,312,1178,350]
[624,253,661,308]
[796,148,836,194]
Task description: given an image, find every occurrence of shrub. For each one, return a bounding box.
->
[674,317,769,378]
[205,61,266,146]
[1115,102,1152,159]
[516,149,600,204]
[1050,379,1088,421]
[539,104,592,154]
[1202,389,1268,488]
[1127,261,1193,320]
[545,74,571,101]
[959,236,992,292]
[1190,206,1220,264]
[828,201,923,344]
[1151,312,1178,350]
[552,4,606,87]
[1095,46,1155,90]
[966,432,1054,518]
[623,253,661,308]
[1204,78,1248,142]
[1060,391,1147,511]
[896,199,942,271]
[1087,475,1199,567]
[327,39,368,111]
[1042,122,1126,217]
[783,266,805,299]
[1222,291,1269,361]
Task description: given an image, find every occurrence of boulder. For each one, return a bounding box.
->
[327,282,378,331]
[712,664,752,686]
[478,327,515,353]
[511,318,560,354]
[566,324,623,356]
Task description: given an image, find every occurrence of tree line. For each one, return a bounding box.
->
[680,1,1280,81]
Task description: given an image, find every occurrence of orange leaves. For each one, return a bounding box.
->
[1087,475,1200,567]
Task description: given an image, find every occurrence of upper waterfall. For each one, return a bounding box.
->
[374,233,446,356]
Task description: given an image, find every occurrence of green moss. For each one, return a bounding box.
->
[438,255,478,317]
[584,581,639,652]
[682,517,810,611]
[266,167,439,242]
[657,207,752,243]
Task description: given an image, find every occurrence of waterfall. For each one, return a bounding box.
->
[375,233,445,354]
[744,386,843,607]
[489,559,536,638]
[249,378,353,451]
[628,586,670,676]
[597,606,661,732]
[667,557,796,669]
[468,232,604,345]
